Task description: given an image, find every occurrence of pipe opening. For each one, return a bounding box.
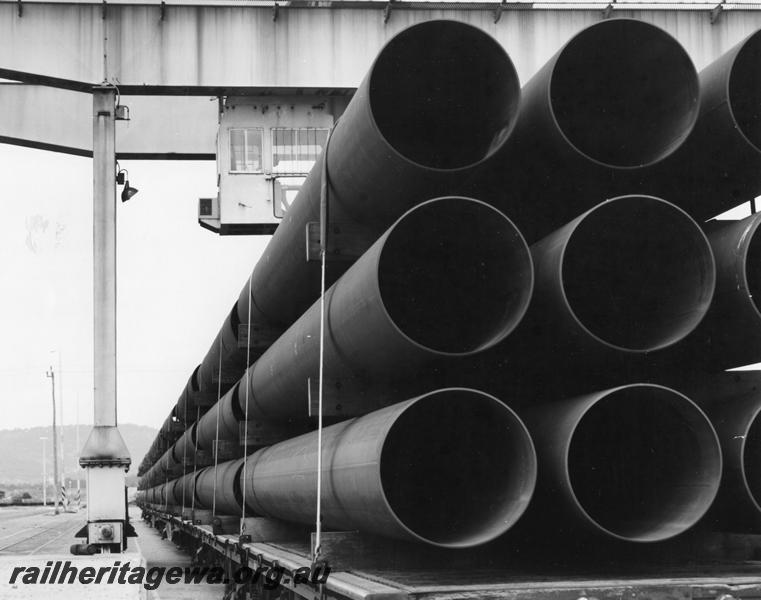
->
[380,389,536,547]
[370,21,520,170]
[190,364,201,392]
[729,31,761,152]
[379,197,533,354]
[550,20,698,167]
[227,383,245,421]
[562,196,715,351]
[746,222,761,315]
[568,386,721,542]
[744,410,761,511]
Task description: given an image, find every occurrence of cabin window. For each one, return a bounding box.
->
[229,128,264,173]
[272,128,329,174]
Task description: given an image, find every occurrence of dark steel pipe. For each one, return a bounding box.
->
[152,485,166,507]
[704,214,761,367]
[667,372,761,533]
[498,196,715,376]
[644,29,761,220]
[143,20,521,475]
[197,19,520,393]
[141,413,176,472]
[659,213,761,371]
[173,472,201,507]
[194,458,245,516]
[196,308,244,395]
[239,389,536,548]
[141,447,178,489]
[164,479,182,507]
[175,366,203,424]
[171,423,197,463]
[521,384,722,542]
[224,197,532,424]
[466,19,699,242]
[195,383,242,453]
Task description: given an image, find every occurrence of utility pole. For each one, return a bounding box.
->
[46,366,60,515]
[57,351,64,500]
[40,437,47,506]
[51,350,65,503]
[76,395,81,504]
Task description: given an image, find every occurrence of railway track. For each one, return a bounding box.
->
[0,519,83,555]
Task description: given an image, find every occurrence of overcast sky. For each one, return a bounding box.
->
[0,145,268,431]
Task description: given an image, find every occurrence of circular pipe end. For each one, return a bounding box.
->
[729,30,761,153]
[561,195,715,352]
[567,385,722,542]
[379,197,533,355]
[744,217,761,318]
[743,407,761,514]
[370,20,520,170]
[550,19,698,168]
[380,388,537,548]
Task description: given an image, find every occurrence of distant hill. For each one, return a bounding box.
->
[0,424,156,486]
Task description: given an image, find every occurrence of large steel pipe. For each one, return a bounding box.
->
[521,384,722,542]
[194,458,245,516]
[704,213,761,367]
[174,366,203,424]
[467,19,698,242]
[139,413,178,475]
[174,472,201,507]
[222,197,532,425]
[171,424,197,464]
[644,29,761,220]
[193,20,520,395]
[486,196,715,385]
[239,389,536,548]
[194,383,242,453]
[669,373,761,533]
[657,213,761,371]
[156,480,176,508]
[145,19,521,476]
[141,447,177,488]
[196,309,244,398]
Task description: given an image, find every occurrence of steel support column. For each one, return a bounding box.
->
[77,85,131,554]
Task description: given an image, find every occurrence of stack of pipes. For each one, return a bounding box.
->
[137,19,761,549]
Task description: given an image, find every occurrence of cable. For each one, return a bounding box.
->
[240,272,254,536]
[181,400,188,516]
[212,335,223,518]
[163,455,169,513]
[313,118,338,563]
[191,405,200,515]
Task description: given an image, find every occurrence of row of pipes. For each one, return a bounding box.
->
[137,18,761,549]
